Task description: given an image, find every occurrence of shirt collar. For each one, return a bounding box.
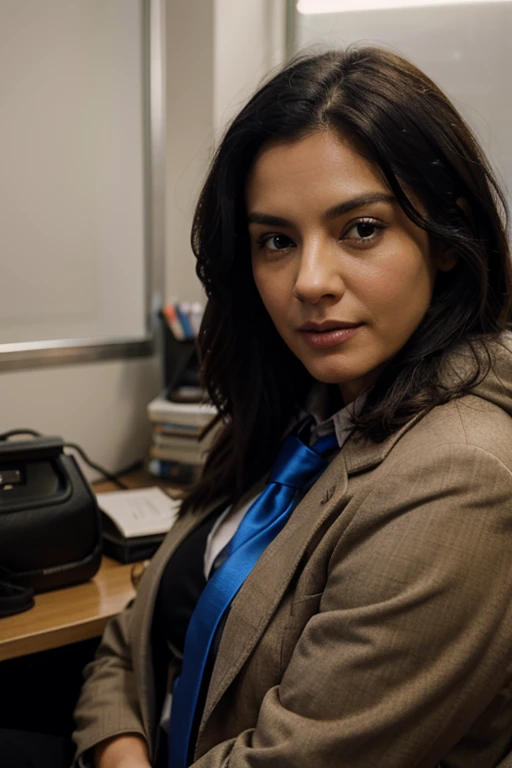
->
[304,383,366,449]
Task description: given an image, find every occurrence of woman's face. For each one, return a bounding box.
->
[247,130,454,404]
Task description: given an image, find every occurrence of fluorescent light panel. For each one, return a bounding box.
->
[298,0,511,13]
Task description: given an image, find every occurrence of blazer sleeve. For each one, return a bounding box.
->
[191,441,512,767]
[72,603,147,764]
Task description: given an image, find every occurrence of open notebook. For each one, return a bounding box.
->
[96,488,182,563]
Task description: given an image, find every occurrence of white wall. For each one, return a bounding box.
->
[0,0,286,481]
[164,0,286,303]
[213,0,286,135]
[295,3,512,211]
[0,357,161,482]
[164,0,214,304]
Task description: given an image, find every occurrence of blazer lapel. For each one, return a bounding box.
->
[198,449,350,734]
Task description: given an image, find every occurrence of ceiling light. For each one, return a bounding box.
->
[297,0,510,13]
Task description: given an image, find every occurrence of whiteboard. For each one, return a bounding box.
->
[294,1,512,216]
[0,0,149,348]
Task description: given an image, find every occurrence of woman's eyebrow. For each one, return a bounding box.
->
[325,192,396,220]
[247,192,395,227]
[247,212,291,227]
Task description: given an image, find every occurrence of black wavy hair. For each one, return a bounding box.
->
[181,46,512,515]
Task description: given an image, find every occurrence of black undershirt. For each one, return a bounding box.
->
[153,511,221,656]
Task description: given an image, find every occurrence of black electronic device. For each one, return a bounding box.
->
[0,436,102,594]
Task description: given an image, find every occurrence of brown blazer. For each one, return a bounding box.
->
[73,337,512,768]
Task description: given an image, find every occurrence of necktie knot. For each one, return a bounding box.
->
[269,431,338,488]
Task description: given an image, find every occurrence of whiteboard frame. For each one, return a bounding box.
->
[0,0,165,372]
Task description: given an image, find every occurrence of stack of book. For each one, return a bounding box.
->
[147,391,218,483]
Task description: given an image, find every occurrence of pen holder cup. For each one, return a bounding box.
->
[161,313,200,398]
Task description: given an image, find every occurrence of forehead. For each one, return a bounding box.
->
[245,130,388,211]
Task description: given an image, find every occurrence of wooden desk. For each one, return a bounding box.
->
[0,470,181,662]
[0,555,136,662]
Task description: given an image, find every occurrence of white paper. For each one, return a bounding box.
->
[96,486,181,538]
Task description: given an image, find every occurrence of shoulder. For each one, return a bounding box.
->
[341,338,512,521]
[394,395,512,466]
[370,401,512,516]
[392,332,512,469]
[337,395,512,598]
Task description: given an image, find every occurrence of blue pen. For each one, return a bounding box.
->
[176,303,194,339]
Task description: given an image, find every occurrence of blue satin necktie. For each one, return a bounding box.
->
[168,429,338,768]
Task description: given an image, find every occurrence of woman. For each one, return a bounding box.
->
[74,47,512,767]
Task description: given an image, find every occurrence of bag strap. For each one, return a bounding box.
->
[0,566,34,618]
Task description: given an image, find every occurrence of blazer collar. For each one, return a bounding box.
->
[342,409,427,475]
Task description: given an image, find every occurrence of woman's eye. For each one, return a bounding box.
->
[259,234,295,252]
[344,219,383,243]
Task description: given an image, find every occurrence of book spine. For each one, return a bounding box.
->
[152,430,215,450]
[148,459,199,483]
[154,422,201,436]
[150,445,205,464]
[147,410,213,428]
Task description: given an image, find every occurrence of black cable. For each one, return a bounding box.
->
[63,443,131,490]
[64,445,144,489]
[0,429,142,491]
[0,428,41,440]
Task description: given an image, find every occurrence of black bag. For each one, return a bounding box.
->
[0,436,102,593]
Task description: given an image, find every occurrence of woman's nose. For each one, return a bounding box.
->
[293,239,346,305]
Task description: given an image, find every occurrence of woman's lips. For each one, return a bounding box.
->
[298,325,361,348]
